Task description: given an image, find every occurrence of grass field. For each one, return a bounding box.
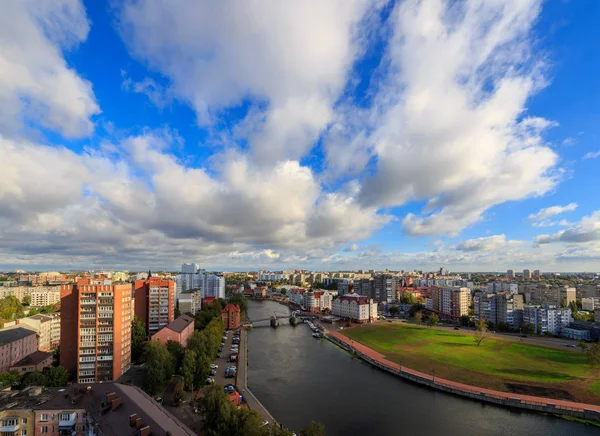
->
[341,323,600,404]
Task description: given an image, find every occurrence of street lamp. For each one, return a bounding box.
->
[432,369,436,384]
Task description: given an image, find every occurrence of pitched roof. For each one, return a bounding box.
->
[162,315,195,333]
[0,327,37,345]
[221,303,240,313]
[10,350,52,366]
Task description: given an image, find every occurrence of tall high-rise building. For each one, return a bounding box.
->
[533,269,541,280]
[60,281,132,383]
[374,274,400,304]
[523,269,532,280]
[198,272,225,299]
[134,276,176,335]
[507,269,515,279]
[431,287,470,318]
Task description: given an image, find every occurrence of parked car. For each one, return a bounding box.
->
[453,327,459,330]
[154,397,163,404]
[206,377,215,384]
[566,344,576,348]
[209,370,216,376]
[210,364,218,369]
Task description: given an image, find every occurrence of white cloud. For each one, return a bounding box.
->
[118,0,378,164]
[561,137,575,146]
[0,0,99,138]
[583,150,600,160]
[534,211,600,245]
[320,0,559,237]
[528,203,577,221]
[121,72,170,108]
[454,234,523,252]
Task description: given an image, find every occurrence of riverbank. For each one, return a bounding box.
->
[326,331,600,424]
[238,327,277,424]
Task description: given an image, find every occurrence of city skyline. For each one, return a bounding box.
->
[1,1,600,272]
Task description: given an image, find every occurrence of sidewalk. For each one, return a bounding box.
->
[238,327,277,423]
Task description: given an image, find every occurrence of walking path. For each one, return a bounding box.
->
[238,327,277,424]
[329,331,600,416]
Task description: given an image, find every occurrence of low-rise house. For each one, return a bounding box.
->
[221,304,241,330]
[0,327,38,373]
[10,350,53,374]
[151,315,195,347]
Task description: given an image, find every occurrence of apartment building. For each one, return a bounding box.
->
[474,292,523,328]
[373,274,401,304]
[430,287,470,319]
[523,269,532,280]
[332,293,377,323]
[17,315,53,351]
[0,328,38,373]
[353,278,375,300]
[304,290,333,313]
[60,281,133,383]
[134,276,175,335]
[581,297,600,312]
[178,290,202,315]
[527,285,576,307]
[0,286,61,306]
[523,306,572,335]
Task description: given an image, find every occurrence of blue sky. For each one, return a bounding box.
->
[1,0,600,272]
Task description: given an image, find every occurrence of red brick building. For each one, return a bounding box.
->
[0,327,38,373]
[221,304,241,330]
[151,315,195,347]
[60,281,133,383]
[134,276,175,335]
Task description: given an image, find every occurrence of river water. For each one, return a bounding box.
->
[246,299,597,436]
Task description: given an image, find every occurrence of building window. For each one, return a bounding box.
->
[40,414,48,421]
[22,430,27,436]
[22,418,27,424]
[41,426,48,434]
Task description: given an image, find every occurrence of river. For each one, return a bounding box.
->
[246,299,598,436]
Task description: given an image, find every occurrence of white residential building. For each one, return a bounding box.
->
[332,293,377,323]
[179,290,202,315]
[582,297,600,312]
[523,305,572,335]
[0,286,61,307]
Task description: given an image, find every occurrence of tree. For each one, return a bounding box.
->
[408,303,424,317]
[45,366,69,387]
[229,293,249,313]
[132,316,146,362]
[587,343,600,368]
[459,315,470,327]
[182,350,197,390]
[300,421,326,436]
[522,323,535,335]
[577,340,588,354]
[173,381,185,406]
[427,313,439,328]
[23,295,31,306]
[568,300,578,314]
[474,317,489,346]
[199,384,234,436]
[400,292,416,304]
[144,340,176,395]
[22,370,47,387]
[0,296,25,321]
[166,340,184,372]
[496,322,510,332]
[414,311,423,324]
[388,305,399,316]
[0,371,21,388]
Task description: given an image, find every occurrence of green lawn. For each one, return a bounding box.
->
[341,323,600,404]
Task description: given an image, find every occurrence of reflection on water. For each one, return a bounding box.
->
[247,299,597,436]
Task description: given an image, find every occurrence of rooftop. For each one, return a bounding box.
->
[221,303,241,313]
[11,350,52,366]
[161,315,194,333]
[0,327,37,345]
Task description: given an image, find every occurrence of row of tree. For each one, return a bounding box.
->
[182,318,225,391]
[199,384,325,436]
[0,365,69,389]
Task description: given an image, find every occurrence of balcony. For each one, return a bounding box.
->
[0,420,19,433]
[80,342,96,348]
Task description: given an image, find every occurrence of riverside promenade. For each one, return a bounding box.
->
[238,327,276,424]
[328,331,600,422]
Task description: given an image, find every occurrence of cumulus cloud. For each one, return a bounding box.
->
[322,0,558,237]
[528,203,577,221]
[0,0,99,138]
[118,0,378,164]
[534,211,600,245]
[454,234,523,252]
[0,133,389,268]
[583,150,600,160]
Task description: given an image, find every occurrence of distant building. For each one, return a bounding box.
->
[527,285,576,307]
[430,287,470,319]
[202,296,217,307]
[581,297,600,312]
[523,269,532,280]
[10,350,53,374]
[179,290,202,315]
[221,304,241,330]
[373,274,401,304]
[353,278,375,300]
[507,269,515,279]
[305,290,333,313]
[533,270,541,280]
[0,327,38,373]
[561,327,590,341]
[253,286,267,298]
[17,314,60,351]
[474,292,523,328]
[523,306,572,335]
[331,293,377,323]
[0,286,61,307]
[134,276,176,335]
[151,315,195,347]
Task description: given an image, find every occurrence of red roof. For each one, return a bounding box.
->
[221,303,241,313]
[202,296,217,305]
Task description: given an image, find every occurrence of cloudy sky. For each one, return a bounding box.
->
[1,0,600,272]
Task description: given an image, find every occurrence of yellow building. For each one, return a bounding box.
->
[0,409,35,436]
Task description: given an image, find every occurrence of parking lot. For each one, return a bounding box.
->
[210,329,240,388]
